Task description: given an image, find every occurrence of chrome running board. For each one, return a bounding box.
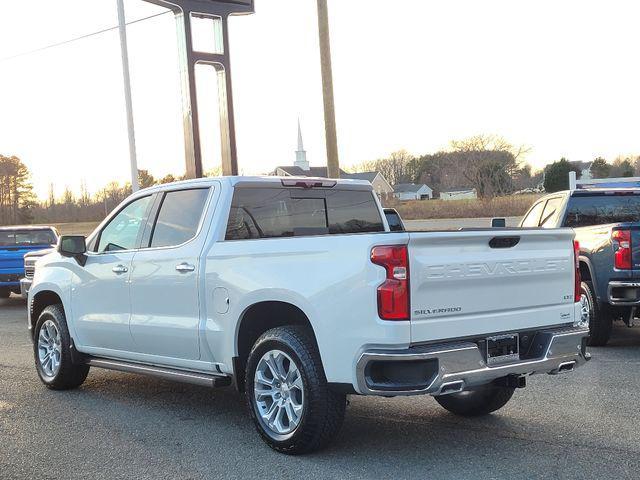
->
[86,358,231,388]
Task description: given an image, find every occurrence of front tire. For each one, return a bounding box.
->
[581,281,612,346]
[33,304,89,390]
[435,383,515,417]
[0,287,10,299]
[245,326,346,454]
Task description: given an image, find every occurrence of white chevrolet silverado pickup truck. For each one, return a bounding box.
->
[28,176,590,454]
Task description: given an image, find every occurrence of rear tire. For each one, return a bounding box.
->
[581,281,612,346]
[245,326,346,454]
[33,304,89,390]
[0,287,10,299]
[435,383,515,417]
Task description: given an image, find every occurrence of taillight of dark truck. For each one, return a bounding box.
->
[574,240,581,302]
[371,245,410,320]
[612,229,632,270]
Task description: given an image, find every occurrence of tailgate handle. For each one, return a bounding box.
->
[489,236,520,249]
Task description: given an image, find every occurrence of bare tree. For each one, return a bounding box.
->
[449,134,531,197]
[351,150,416,186]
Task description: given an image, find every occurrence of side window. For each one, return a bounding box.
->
[521,201,545,227]
[384,209,405,232]
[325,190,384,234]
[97,195,153,252]
[149,188,210,248]
[539,197,562,228]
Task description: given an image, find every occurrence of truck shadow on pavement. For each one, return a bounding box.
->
[36,323,639,478]
[6,296,639,478]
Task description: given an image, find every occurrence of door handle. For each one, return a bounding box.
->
[175,263,195,273]
[112,264,128,274]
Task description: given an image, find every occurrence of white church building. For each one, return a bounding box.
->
[272,121,394,198]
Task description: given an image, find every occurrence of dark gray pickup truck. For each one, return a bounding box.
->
[516,188,640,346]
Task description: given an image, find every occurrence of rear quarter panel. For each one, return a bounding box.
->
[202,232,411,385]
[574,223,640,302]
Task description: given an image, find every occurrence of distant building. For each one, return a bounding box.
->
[440,187,477,201]
[570,161,593,180]
[272,121,394,198]
[346,171,394,197]
[294,119,309,171]
[393,183,433,201]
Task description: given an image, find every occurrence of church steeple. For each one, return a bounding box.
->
[294,118,309,171]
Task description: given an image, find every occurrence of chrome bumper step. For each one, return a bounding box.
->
[356,326,590,396]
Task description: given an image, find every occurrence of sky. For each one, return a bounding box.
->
[1,0,640,199]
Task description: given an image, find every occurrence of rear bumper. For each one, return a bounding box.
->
[355,326,590,396]
[608,281,640,305]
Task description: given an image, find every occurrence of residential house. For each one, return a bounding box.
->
[393,183,433,201]
[440,187,478,200]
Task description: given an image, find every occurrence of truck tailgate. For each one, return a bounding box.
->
[408,228,576,343]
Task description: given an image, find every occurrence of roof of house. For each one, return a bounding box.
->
[345,171,378,182]
[570,161,593,170]
[393,183,429,193]
[441,186,476,193]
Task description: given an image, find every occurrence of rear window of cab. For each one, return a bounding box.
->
[225,187,384,240]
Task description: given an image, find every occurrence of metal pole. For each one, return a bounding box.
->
[316,0,340,178]
[569,170,577,190]
[117,0,139,191]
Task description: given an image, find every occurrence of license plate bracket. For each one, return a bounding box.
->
[486,333,519,366]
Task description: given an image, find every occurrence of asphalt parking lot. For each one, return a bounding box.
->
[1,297,639,480]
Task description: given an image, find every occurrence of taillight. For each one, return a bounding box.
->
[612,229,632,270]
[371,245,409,320]
[573,240,581,302]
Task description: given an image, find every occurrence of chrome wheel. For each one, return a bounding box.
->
[579,293,591,328]
[253,349,304,437]
[38,320,62,378]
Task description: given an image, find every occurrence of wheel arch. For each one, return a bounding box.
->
[233,300,318,392]
[30,290,64,333]
[29,282,70,339]
[578,256,597,291]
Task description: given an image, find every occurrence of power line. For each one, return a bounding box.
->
[0,10,171,63]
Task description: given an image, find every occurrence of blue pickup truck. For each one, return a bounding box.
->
[0,226,58,299]
[516,188,640,346]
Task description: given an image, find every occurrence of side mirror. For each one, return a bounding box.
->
[58,235,87,265]
[491,218,506,228]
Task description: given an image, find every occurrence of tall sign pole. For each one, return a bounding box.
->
[143,0,254,178]
[116,0,139,191]
[316,0,340,178]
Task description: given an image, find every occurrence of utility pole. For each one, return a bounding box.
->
[316,0,340,178]
[117,0,139,191]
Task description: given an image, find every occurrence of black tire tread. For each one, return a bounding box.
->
[34,304,89,390]
[435,384,515,417]
[583,281,612,347]
[245,325,346,454]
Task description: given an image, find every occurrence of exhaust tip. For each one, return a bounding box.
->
[554,361,576,374]
[438,380,465,395]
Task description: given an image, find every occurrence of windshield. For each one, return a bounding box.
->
[564,194,640,227]
[0,229,57,247]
